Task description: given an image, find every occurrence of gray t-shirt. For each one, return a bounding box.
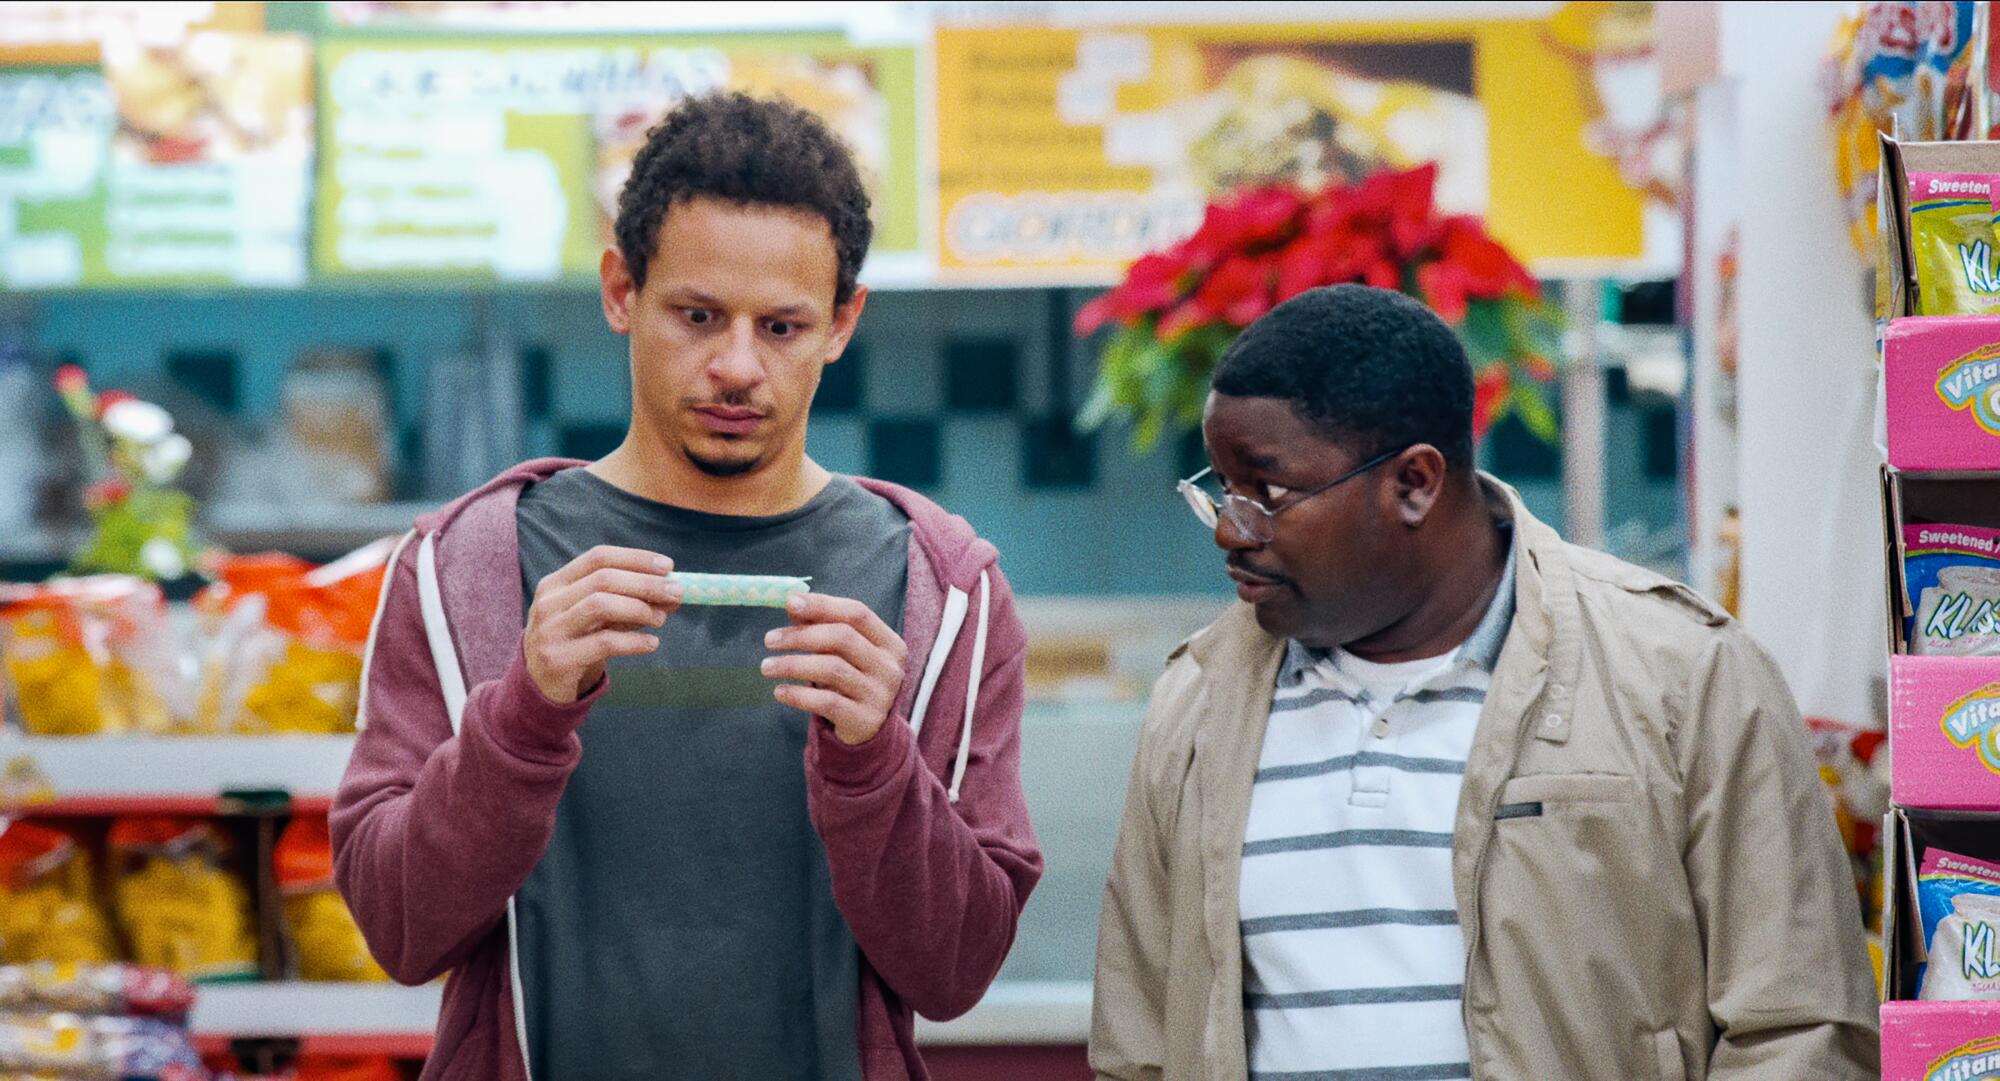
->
[513,469,909,1081]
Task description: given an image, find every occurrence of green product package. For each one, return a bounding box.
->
[1909,171,2000,315]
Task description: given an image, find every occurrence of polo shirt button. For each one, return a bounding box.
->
[1372,718,1391,738]
[1542,713,1563,732]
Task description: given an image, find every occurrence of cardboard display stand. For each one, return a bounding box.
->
[1879,135,2000,1078]
[1884,317,2000,472]
[1892,656,2000,811]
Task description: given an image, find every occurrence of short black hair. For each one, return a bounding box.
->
[1212,284,1475,466]
[614,91,872,306]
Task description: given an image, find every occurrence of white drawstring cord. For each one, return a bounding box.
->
[910,586,969,740]
[949,571,992,804]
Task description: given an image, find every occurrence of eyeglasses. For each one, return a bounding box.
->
[1177,447,1406,544]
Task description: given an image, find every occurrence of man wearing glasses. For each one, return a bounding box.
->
[1089,285,1876,1081]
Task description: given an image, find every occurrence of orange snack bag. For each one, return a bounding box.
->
[0,576,187,736]
[194,540,392,734]
[108,817,258,981]
[0,820,118,964]
[275,816,386,983]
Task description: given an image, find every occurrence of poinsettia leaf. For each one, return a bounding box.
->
[1459,301,1511,366]
[1076,377,1118,431]
[1511,381,1560,444]
[1521,303,1566,360]
[1134,409,1166,451]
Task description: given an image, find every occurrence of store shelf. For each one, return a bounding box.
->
[917,980,1092,1046]
[183,978,1088,1058]
[0,526,68,567]
[0,734,354,814]
[190,983,440,1058]
[202,503,425,556]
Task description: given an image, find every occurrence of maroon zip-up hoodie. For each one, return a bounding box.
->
[330,459,1043,1080]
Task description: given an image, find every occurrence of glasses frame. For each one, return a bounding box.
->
[1176,446,1407,543]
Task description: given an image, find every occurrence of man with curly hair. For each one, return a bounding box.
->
[333,92,1041,1081]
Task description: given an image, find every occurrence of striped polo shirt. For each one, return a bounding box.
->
[1240,545,1515,1081]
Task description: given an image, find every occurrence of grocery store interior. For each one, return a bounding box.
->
[1,1,1996,1079]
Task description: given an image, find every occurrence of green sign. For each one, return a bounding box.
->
[315,35,919,282]
[0,34,313,289]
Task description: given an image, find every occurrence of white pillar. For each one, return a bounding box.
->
[1722,0,1886,726]
[1562,280,1606,549]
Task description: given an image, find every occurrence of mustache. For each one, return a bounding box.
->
[687,392,768,412]
[1227,557,1287,583]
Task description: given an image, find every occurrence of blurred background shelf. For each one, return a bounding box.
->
[0,734,355,814]
[202,502,425,557]
[916,981,1092,1046]
[184,979,1093,1056]
[189,982,442,1058]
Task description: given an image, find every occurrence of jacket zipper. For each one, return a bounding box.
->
[1457,681,1550,1081]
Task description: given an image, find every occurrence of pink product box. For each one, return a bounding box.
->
[1886,316,2000,471]
[1893,655,2000,810]
[1884,1000,2000,1080]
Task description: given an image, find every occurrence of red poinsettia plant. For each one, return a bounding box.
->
[1075,163,1563,449]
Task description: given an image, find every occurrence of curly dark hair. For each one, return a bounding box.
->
[614,91,873,305]
[1212,284,1476,467]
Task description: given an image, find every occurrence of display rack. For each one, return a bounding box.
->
[178,979,1092,1060]
[0,725,1096,1061]
[189,983,443,1059]
[1874,134,2000,1080]
[1,734,353,815]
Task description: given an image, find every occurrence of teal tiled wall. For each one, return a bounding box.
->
[23,287,1666,594]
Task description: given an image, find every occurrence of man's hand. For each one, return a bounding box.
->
[524,546,683,704]
[762,593,908,746]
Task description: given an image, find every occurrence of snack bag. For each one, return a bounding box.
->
[0,576,188,736]
[0,1012,206,1079]
[274,817,385,983]
[0,822,118,966]
[1918,847,2000,999]
[1904,523,2000,655]
[0,962,195,1020]
[194,542,391,735]
[1910,172,2000,315]
[108,818,258,982]
[295,1055,403,1081]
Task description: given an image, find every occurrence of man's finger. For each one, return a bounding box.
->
[543,568,683,618]
[761,653,872,701]
[772,682,864,729]
[567,628,660,667]
[763,622,886,673]
[556,592,666,638]
[786,593,904,658]
[539,545,673,596]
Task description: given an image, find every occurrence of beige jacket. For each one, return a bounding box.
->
[1090,480,1877,1081]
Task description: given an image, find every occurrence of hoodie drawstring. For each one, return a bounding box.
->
[948,571,992,804]
[907,569,993,803]
[909,585,969,741]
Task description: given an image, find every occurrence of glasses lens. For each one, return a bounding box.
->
[1178,480,1219,528]
[1221,495,1274,544]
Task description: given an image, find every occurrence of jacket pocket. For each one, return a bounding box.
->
[1498,772,1636,805]
[1652,1028,1688,1081]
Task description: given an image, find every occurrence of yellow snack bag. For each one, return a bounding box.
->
[194,543,390,735]
[0,577,183,736]
[1910,171,2000,316]
[0,822,117,965]
[107,818,258,982]
[276,815,386,983]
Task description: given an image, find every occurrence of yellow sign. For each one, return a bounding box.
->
[934,17,1650,280]
[0,2,265,67]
